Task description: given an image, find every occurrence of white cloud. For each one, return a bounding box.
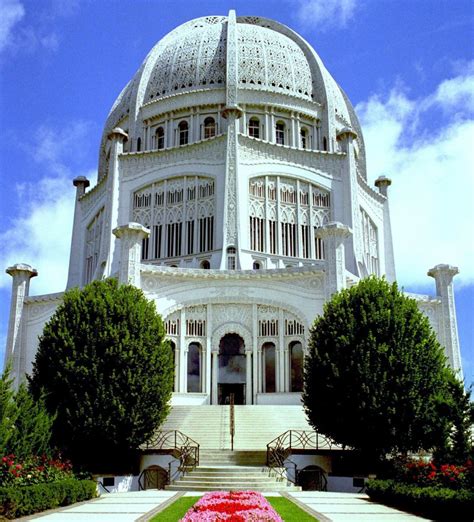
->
[0,121,96,296]
[0,0,24,54]
[294,0,358,30]
[357,69,474,288]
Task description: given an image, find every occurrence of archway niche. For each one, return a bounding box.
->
[218,333,246,405]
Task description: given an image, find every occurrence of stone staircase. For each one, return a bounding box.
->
[160,405,313,450]
[166,450,301,492]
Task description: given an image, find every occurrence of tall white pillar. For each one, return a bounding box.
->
[67,176,90,288]
[428,264,463,376]
[5,264,38,385]
[375,175,396,282]
[112,222,150,287]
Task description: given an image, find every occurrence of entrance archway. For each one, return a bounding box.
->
[218,333,246,405]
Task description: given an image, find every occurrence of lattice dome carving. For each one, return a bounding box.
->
[238,24,313,100]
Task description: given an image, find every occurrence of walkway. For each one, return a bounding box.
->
[26,490,429,521]
[284,491,428,521]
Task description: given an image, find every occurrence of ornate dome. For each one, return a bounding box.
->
[101,11,366,180]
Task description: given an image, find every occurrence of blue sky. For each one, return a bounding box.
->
[0,0,473,385]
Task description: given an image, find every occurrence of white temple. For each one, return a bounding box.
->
[5,11,462,409]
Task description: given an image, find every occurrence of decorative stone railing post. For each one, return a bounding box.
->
[317,222,352,298]
[5,264,38,384]
[427,264,463,375]
[112,223,149,287]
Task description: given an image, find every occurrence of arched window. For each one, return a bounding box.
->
[263,342,276,393]
[227,246,236,270]
[300,128,308,149]
[178,121,189,146]
[323,136,328,151]
[253,261,261,270]
[248,117,260,139]
[203,117,216,139]
[290,341,304,392]
[187,342,202,393]
[200,260,210,269]
[276,121,285,145]
[156,127,165,149]
[137,137,142,152]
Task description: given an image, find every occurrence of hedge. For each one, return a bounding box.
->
[366,479,474,521]
[0,478,97,519]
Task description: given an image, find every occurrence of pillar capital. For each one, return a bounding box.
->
[375,175,392,197]
[6,263,38,280]
[336,126,358,141]
[316,222,352,241]
[113,222,150,241]
[427,264,459,285]
[107,127,128,142]
[72,176,90,198]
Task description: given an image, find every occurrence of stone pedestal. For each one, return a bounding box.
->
[112,223,150,286]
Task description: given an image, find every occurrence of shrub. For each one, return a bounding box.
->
[0,478,97,519]
[366,479,474,521]
[0,454,73,487]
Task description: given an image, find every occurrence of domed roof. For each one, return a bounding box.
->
[101,11,366,180]
[141,18,314,103]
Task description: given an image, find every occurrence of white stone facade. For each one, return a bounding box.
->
[5,11,463,395]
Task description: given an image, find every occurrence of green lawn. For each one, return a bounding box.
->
[150,494,318,521]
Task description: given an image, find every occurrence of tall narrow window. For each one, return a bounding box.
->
[250,216,265,252]
[290,341,304,392]
[227,246,236,270]
[187,342,202,393]
[156,127,165,149]
[170,341,176,392]
[300,128,308,149]
[276,121,285,145]
[263,343,276,393]
[323,136,328,151]
[248,117,260,138]
[203,117,216,139]
[178,121,189,145]
[137,137,142,152]
[141,236,149,260]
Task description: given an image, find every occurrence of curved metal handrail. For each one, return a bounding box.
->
[140,430,200,490]
[266,430,334,486]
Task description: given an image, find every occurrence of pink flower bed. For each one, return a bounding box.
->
[180,491,283,521]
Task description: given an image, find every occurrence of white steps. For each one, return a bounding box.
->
[159,405,313,450]
[165,449,301,492]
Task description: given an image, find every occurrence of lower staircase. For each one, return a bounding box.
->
[165,450,301,492]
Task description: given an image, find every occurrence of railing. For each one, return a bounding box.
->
[139,430,200,490]
[230,393,235,451]
[266,430,333,487]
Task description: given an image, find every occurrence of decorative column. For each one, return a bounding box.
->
[317,222,352,298]
[245,350,252,405]
[4,264,38,384]
[112,222,150,287]
[211,350,219,404]
[375,175,396,282]
[179,308,187,393]
[220,9,243,268]
[278,308,285,392]
[67,176,90,289]
[427,264,463,375]
[101,127,128,279]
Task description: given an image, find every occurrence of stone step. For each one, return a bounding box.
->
[166,484,302,492]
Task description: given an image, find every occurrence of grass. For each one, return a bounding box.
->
[149,496,200,521]
[268,497,318,521]
[149,494,318,521]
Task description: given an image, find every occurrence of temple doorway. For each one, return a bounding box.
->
[218,334,246,405]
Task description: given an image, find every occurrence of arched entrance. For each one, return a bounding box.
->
[218,333,246,405]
